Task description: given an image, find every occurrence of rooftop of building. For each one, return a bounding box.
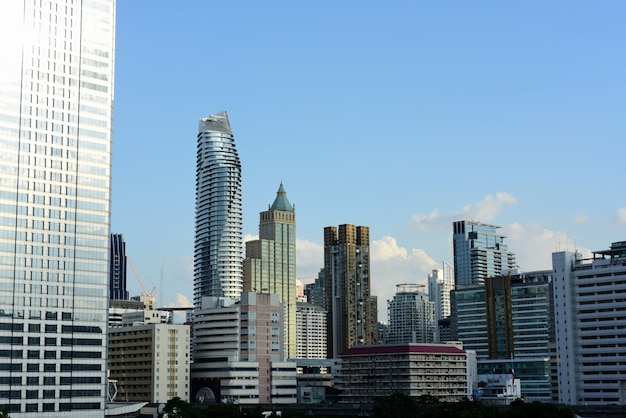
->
[339,343,466,357]
[269,182,293,211]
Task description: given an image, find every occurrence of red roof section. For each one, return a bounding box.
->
[339,343,466,357]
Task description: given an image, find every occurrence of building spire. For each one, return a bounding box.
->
[270,182,294,211]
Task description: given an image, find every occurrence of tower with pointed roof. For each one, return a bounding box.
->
[244,183,297,359]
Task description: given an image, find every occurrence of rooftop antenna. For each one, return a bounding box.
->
[160,267,164,308]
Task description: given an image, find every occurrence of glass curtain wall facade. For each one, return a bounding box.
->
[0,0,115,415]
[109,233,128,300]
[453,220,516,287]
[194,111,243,306]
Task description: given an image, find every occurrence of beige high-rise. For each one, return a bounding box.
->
[244,183,296,359]
[323,225,378,358]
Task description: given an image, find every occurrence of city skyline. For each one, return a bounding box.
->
[110,1,626,318]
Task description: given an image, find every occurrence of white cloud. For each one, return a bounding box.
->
[296,238,323,282]
[171,293,193,308]
[244,233,259,242]
[371,236,439,322]
[371,236,408,261]
[507,222,592,271]
[409,192,517,232]
[461,192,517,221]
[616,207,626,223]
[571,212,589,224]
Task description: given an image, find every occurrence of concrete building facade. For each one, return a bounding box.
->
[553,241,626,406]
[191,293,297,405]
[387,284,435,344]
[108,323,190,404]
[337,344,467,403]
[323,225,378,358]
[296,302,327,360]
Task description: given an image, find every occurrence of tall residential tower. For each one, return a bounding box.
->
[0,0,115,415]
[194,111,243,306]
[244,183,297,358]
[323,225,378,358]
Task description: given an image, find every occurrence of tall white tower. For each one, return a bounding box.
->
[427,261,455,321]
[194,111,243,306]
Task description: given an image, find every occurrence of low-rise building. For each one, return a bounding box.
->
[108,323,190,403]
[337,343,467,403]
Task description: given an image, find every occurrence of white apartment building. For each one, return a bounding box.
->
[553,241,626,405]
[387,284,436,344]
[428,262,455,321]
[296,302,327,360]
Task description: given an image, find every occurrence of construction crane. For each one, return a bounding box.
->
[127,256,156,310]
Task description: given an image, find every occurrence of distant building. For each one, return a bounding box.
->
[109,299,170,327]
[191,293,297,404]
[110,234,129,300]
[452,221,516,287]
[452,270,554,402]
[337,344,468,403]
[194,111,243,305]
[553,241,626,406]
[323,225,379,358]
[296,302,327,360]
[437,317,451,343]
[244,183,297,358]
[387,284,435,344]
[108,323,190,403]
[305,269,325,307]
[427,262,454,321]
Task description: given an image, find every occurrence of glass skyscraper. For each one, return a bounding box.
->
[109,233,128,300]
[452,220,516,287]
[0,0,115,415]
[194,111,243,306]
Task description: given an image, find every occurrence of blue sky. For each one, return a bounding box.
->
[112,1,626,319]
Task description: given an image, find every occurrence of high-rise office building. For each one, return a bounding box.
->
[427,261,455,321]
[452,221,516,287]
[109,233,129,300]
[194,111,242,306]
[553,242,626,406]
[387,284,436,344]
[452,271,554,402]
[323,225,378,358]
[244,183,297,358]
[0,1,115,415]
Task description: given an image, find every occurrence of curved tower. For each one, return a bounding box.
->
[194,111,243,306]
